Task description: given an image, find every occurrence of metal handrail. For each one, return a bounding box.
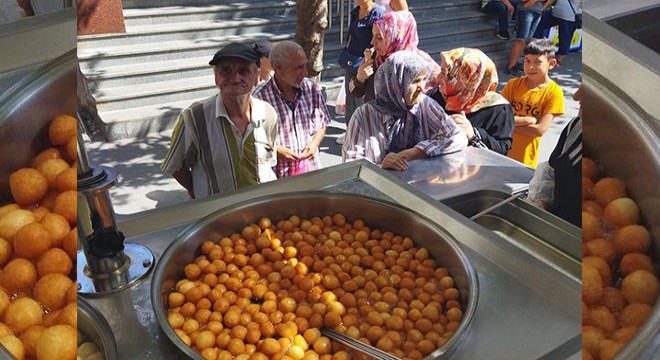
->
[328,0,351,45]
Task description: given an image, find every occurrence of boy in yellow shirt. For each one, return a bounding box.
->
[502,38,565,168]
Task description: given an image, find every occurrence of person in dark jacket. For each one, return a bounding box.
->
[427,48,514,155]
[528,85,582,226]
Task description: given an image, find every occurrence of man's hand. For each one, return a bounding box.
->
[506,2,515,13]
[451,112,475,141]
[276,146,300,161]
[299,143,318,160]
[381,152,409,171]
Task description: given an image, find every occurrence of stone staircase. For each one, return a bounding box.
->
[78,0,512,140]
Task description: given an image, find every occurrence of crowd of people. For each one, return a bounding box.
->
[161,0,581,224]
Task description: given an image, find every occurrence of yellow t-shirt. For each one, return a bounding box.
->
[501,77,564,167]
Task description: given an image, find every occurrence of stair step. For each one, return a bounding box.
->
[123,1,296,27]
[78,17,296,47]
[95,75,215,111]
[78,32,293,69]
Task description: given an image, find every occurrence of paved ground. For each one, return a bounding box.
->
[84,50,581,219]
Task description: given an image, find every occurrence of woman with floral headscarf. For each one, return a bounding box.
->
[343,51,467,171]
[348,10,441,104]
[427,48,514,155]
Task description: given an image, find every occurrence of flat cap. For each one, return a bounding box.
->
[209,42,260,66]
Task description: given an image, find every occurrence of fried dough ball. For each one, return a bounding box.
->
[3,297,43,332]
[13,222,51,259]
[589,306,617,335]
[582,212,602,242]
[0,335,25,360]
[582,265,603,305]
[621,270,659,305]
[583,256,612,285]
[35,324,77,360]
[583,238,616,264]
[619,303,654,327]
[604,198,639,228]
[33,273,73,310]
[599,339,625,360]
[613,225,651,255]
[39,212,70,248]
[619,253,656,277]
[36,158,69,189]
[0,237,12,267]
[36,248,73,277]
[62,228,77,260]
[19,325,45,359]
[31,148,63,168]
[592,177,626,207]
[54,167,76,192]
[0,208,35,239]
[65,136,77,163]
[582,177,594,200]
[582,326,605,358]
[48,114,77,146]
[0,258,37,290]
[0,288,9,316]
[57,302,76,328]
[9,168,48,206]
[582,201,603,217]
[52,190,76,224]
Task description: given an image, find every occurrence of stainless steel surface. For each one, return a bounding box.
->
[583,12,660,131]
[0,49,76,202]
[583,12,660,359]
[151,192,478,360]
[469,193,524,221]
[77,105,155,294]
[586,0,660,21]
[0,46,76,360]
[394,148,534,201]
[77,242,155,296]
[321,327,401,360]
[442,190,581,262]
[606,5,660,53]
[0,7,76,74]
[82,160,580,359]
[78,297,119,360]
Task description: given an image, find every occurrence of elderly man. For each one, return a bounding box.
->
[161,42,278,199]
[253,40,330,178]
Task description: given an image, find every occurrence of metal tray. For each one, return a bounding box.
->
[441,190,581,262]
[80,160,580,359]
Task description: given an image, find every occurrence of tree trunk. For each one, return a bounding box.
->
[295,0,328,84]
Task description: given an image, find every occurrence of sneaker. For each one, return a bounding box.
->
[335,134,345,145]
[505,66,524,77]
[496,30,510,40]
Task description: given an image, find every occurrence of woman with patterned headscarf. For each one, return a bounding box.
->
[348,10,441,104]
[427,48,515,155]
[343,51,467,171]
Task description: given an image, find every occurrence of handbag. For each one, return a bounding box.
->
[338,48,363,73]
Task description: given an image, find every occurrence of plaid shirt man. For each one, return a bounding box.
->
[254,77,331,178]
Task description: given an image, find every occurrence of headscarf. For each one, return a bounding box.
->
[371,51,428,154]
[439,48,509,114]
[373,11,441,89]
